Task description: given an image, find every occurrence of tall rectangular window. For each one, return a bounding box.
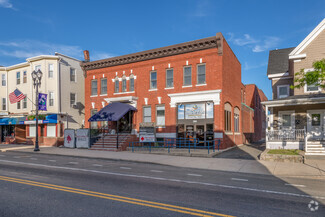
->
[91,109,98,129]
[16,72,20,85]
[23,95,27,109]
[150,71,157,89]
[70,93,76,107]
[122,78,127,92]
[49,92,54,107]
[129,77,134,92]
[35,65,41,71]
[197,64,206,84]
[47,124,56,137]
[17,101,21,109]
[143,106,151,123]
[48,64,54,78]
[234,114,239,132]
[91,80,98,96]
[70,68,76,82]
[225,110,232,131]
[101,78,107,95]
[1,74,6,86]
[115,80,119,93]
[156,105,165,126]
[166,69,173,88]
[183,66,192,86]
[29,125,36,137]
[23,71,27,83]
[2,98,6,110]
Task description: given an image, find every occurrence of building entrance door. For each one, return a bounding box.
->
[307,110,324,140]
[196,125,205,146]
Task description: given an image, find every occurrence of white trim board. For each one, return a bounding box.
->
[168,90,221,107]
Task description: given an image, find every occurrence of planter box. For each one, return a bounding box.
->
[260,149,304,163]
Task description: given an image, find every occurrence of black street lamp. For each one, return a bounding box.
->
[31,69,43,152]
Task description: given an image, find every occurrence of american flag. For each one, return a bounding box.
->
[9,89,26,104]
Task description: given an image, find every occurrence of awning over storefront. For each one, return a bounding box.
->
[0,114,58,125]
[88,102,136,122]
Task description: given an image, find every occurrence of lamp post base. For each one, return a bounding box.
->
[34,147,40,152]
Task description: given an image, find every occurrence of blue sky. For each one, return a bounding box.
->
[1,0,325,99]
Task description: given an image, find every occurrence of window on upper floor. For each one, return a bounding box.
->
[16,72,20,85]
[1,98,6,111]
[70,93,76,107]
[115,78,119,93]
[23,71,27,83]
[35,65,41,71]
[277,85,289,99]
[197,64,206,84]
[1,74,6,86]
[306,82,320,92]
[129,75,135,92]
[91,80,98,96]
[183,66,192,86]
[23,95,27,109]
[101,78,107,95]
[166,69,173,88]
[150,71,157,89]
[17,100,21,109]
[122,76,127,92]
[70,68,76,82]
[49,92,54,107]
[49,64,54,78]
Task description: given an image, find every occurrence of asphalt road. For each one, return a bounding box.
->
[0,151,324,217]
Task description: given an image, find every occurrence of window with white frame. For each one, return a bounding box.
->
[70,93,76,107]
[23,95,27,109]
[49,92,54,106]
[277,85,289,99]
[166,69,173,88]
[197,64,206,84]
[183,66,192,86]
[47,124,56,137]
[23,71,27,83]
[29,125,36,137]
[129,75,134,92]
[156,105,165,126]
[35,65,41,71]
[150,71,157,89]
[91,80,98,96]
[143,106,151,123]
[101,78,107,95]
[2,98,6,110]
[115,78,119,93]
[48,64,54,78]
[17,101,21,109]
[70,68,76,82]
[1,74,5,86]
[234,107,240,132]
[304,68,320,92]
[16,71,20,85]
[122,77,127,92]
[279,111,295,129]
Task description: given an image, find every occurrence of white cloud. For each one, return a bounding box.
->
[243,62,267,70]
[228,33,280,52]
[0,0,14,9]
[91,52,115,60]
[252,36,280,52]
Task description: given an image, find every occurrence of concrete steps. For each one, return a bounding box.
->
[306,141,325,155]
[90,134,137,151]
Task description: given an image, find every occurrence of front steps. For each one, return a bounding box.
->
[305,141,325,155]
[90,134,137,151]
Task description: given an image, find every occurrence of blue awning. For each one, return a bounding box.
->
[88,102,136,122]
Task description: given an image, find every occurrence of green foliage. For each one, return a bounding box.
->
[268,149,300,155]
[290,59,325,89]
[27,114,46,120]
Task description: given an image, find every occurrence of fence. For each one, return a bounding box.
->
[129,138,221,154]
[267,129,305,142]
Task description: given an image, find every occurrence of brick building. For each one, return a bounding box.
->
[81,33,266,149]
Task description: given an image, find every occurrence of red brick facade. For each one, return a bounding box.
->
[83,34,264,149]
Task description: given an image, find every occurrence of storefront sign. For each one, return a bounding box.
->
[0,112,8,116]
[185,104,205,119]
[76,129,90,148]
[64,129,75,148]
[139,125,155,142]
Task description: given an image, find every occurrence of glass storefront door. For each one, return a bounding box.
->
[196,125,205,146]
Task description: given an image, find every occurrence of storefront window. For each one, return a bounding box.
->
[206,103,213,118]
[156,105,165,126]
[29,125,36,137]
[178,105,185,120]
[177,103,213,120]
[47,124,56,137]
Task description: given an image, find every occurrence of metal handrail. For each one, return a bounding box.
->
[267,129,305,141]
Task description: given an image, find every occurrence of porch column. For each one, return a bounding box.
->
[265,105,268,143]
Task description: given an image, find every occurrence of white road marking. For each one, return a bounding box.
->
[231,178,248,182]
[49,160,56,162]
[93,164,103,167]
[13,156,20,159]
[187,173,202,177]
[30,158,37,160]
[150,170,163,173]
[285,183,306,188]
[0,159,324,200]
[120,167,131,170]
[69,162,78,164]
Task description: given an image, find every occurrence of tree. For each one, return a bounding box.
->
[290,59,325,89]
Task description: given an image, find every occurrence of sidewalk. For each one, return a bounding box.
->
[2,145,325,179]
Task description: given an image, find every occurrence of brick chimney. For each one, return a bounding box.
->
[83,50,90,62]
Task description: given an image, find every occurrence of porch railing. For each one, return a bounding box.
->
[267,129,305,142]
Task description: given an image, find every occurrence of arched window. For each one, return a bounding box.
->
[224,103,232,132]
[122,75,127,92]
[114,77,119,93]
[129,74,135,92]
[234,107,240,132]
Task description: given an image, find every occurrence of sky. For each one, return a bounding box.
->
[0,0,325,99]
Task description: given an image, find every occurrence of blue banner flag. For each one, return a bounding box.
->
[38,93,47,111]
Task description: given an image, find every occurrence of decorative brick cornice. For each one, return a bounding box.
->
[81,33,224,72]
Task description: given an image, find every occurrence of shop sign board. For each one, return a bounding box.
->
[64,129,75,148]
[139,123,155,142]
[185,104,205,119]
[76,129,90,148]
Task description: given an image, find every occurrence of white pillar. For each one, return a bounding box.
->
[265,105,269,143]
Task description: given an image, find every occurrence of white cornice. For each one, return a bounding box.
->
[168,89,222,107]
[262,96,325,107]
[27,55,59,62]
[267,72,289,79]
[289,18,325,56]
